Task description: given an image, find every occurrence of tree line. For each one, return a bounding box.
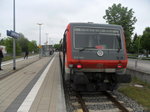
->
[103,3,150,57]
[130,28,150,57]
[0,33,38,55]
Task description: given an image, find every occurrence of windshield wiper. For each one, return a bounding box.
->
[79,46,95,52]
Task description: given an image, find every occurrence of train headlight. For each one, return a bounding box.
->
[77,64,82,69]
[117,64,123,68]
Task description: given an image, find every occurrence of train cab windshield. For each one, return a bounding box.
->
[73,27,122,50]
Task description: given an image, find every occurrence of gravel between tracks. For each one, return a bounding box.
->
[112,90,144,112]
[66,89,145,112]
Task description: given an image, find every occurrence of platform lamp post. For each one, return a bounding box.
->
[37,23,43,58]
[46,33,48,56]
[46,33,48,45]
[13,0,16,70]
[135,37,141,68]
[49,37,51,45]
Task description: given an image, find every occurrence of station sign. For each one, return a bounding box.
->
[7,30,20,39]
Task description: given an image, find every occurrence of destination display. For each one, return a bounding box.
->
[74,27,120,34]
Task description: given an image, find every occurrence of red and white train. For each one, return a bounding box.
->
[60,23,131,91]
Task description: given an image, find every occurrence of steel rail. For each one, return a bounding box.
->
[76,92,89,112]
[104,91,129,112]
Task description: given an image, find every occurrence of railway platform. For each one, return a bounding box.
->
[0,55,39,79]
[0,53,66,112]
[127,58,150,74]
[127,58,150,83]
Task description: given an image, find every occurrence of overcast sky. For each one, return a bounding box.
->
[0,0,150,45]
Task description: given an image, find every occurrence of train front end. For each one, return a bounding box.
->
[64,23,131,91]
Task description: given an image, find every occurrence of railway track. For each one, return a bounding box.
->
[65,83,133,112]
[76,92,131,112]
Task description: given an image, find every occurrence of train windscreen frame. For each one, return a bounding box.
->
[73,27,122,50]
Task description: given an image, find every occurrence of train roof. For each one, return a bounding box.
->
[69,22,123,29]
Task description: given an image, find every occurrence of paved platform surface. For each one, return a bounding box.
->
[0,55,39,78]
[127,58,150,74]
[29,54,66,112]
[0,53,66,112]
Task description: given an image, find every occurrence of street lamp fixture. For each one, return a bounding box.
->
[37,23,43,58]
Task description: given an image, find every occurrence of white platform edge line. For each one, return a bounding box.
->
[17,56,55,112]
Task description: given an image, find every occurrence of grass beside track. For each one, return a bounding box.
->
[118,77,150,111]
